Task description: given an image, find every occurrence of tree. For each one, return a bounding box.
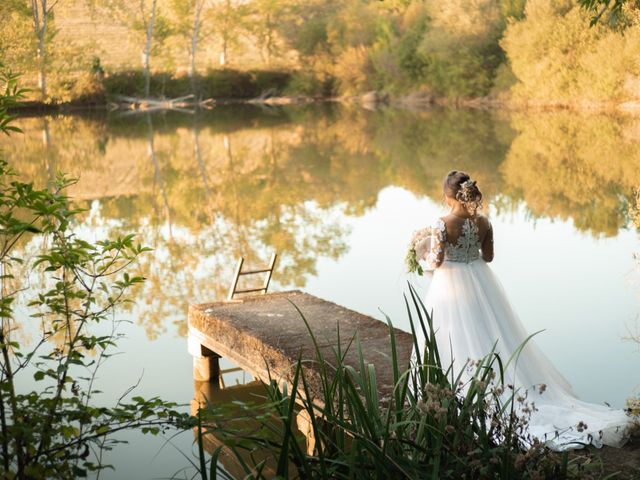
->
[29,0,59,99]
[207,0,250,66]
[141,0,158,97]
[104,0,172,97]
[248,0,285,65]
[169,0,209,92]
[499,0,527,21]
[578,0,631,24]
[0,2,32,74]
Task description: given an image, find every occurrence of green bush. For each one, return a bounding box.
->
[103,69,294,100]
[284,71,336,97]
[351,0,507,97]
[199,69,258,98]
[103,70,147,97]
[68,72,107,104]
[252,70,293,94]
[0,65,192,478]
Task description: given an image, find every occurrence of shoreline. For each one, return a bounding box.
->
[10,92,640,116]
[7,95,332,115]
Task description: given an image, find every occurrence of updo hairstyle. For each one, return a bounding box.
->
[443,170,483,216]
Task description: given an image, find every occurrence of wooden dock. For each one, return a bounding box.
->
[187,290,413,403]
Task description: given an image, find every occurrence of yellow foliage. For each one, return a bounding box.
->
[333,46,375,95]
[424,0,501,49]
[502,0,640,105]
[502,111,640,235]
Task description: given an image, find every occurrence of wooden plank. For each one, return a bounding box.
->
[261,252,277,294]
[233,287,267,294]
[238,268,272,275]
[227,257,244,300]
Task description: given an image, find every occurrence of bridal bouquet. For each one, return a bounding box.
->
[406,227,432,276]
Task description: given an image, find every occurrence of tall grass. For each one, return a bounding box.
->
[193,284,593,479]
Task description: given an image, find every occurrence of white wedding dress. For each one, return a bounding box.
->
[414,216,631,452]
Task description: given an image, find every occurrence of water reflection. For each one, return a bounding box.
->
[503,112,640,236]
[3,105,639,340]
[191,378,285,479]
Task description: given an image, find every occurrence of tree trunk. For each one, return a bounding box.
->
[221,0,230,66]
[188,0,203,94]
[266,14,273,66]
[31,0,49,99]
[37,38,46,98]
[221,34,228,67]
[143,0,158,98]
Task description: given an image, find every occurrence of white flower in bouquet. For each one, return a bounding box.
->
[406,227,432,275]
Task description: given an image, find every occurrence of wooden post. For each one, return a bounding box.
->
[261,252,277,294]
[192,379,221,412]
[227,257,244,300]
[193,354,220,382]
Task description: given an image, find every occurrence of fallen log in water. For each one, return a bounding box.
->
[109,94,215,111]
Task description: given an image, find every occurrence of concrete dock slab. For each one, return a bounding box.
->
[187,290,413,403]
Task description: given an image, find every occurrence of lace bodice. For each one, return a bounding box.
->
[426,216,493,268]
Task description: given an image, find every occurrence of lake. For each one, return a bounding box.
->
[3,104,639,478]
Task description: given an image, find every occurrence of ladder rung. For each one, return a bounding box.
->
[234,287,267,294]
[220,367,243,374]
[239,268,272,275]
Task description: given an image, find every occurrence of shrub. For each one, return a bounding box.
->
[199,69,259,98]
[103,69,294,100]
[416,0,505,98]
[0,66,191,478]
[501,0,640,105]
[284,71,335,97]
[333,46,376,95]
[69,72,107,104]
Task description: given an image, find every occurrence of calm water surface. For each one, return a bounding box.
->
[3,105,639,478]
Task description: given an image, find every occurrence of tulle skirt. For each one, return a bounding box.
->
[417,258,631,451]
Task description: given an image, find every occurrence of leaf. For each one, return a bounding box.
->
[95,425,110,435]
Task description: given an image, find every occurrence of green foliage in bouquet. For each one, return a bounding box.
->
[405,246,423,276]
[406,227,431,276]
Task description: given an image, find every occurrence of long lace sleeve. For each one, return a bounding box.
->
[427,218,446,269]
[482,220,494,262]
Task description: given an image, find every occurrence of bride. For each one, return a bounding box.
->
[412,170,632,452]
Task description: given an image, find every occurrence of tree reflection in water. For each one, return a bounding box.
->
[2,105,639,340]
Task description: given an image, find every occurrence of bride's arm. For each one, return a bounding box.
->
[427,218,446,269]
[481,220,494,262]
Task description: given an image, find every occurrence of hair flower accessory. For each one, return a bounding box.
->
[456,178,483,215]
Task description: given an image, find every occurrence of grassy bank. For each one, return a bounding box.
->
[13,68,640,114]
[8,68,336,111]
